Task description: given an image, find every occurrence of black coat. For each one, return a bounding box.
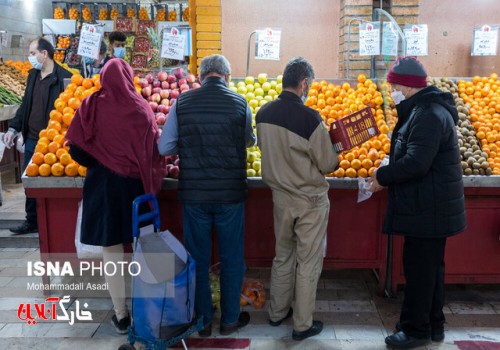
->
[376,85,466,238]
[9,64,72,141]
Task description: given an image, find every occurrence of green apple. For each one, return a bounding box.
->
[259,99,268,107]
[249,99,259,109]
[270,81,277,89]
[247,162,251,168]
[230,86,238,93]
[246,84,254,92]
[273,94,279,100]
[247,168,257,177]
[237,85,247,94]
[267,89,277,97]
[258,73,268,84]
[254,82,261,89]
[255,95,263,101]
[237,81,246,88]
[276,74,283,84]
[276,83,282,93]
[254,87,264,97]
[245,76,255,85]
[256,169,261,177]
[252,160,261,171]
[247,151,257,163]
[245,92,256,101]
[264,95,273,102]
[229,81,235,88]
[262,82,271,92]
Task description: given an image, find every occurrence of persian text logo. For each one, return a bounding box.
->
[17,295,93,326]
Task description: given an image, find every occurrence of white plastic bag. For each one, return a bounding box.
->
[357,156,390,203]
[75,201,102,259]
[16,134,24,153]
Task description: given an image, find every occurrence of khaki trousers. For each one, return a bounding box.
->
[268,195,329,332]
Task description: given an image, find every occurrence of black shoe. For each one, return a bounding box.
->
[111,314,130,334]
[220,311,250,336]
[269,308,293,327]
[385,331,430,349]
[198,324,212,337]
[10,221,38,235]
[395,321,444,342]
[292,320,323,341]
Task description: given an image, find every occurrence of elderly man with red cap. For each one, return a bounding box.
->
[370,56,466,349]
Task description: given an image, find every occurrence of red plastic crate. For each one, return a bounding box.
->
[329,107,379,152]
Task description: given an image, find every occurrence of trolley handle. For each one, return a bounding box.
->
[132,193,161,238]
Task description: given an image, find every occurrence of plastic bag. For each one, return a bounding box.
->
[74,201,102,259]
[240,278,266,309]
[16,134,24,153]
[357,156,390,203]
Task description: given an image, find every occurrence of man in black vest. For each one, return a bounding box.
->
[159,54,256,337]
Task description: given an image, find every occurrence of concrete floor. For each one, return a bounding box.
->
[0,170,499,350]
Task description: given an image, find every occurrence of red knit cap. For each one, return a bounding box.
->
[387,56,427,87]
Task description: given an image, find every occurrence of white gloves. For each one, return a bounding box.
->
[3,128,19,149]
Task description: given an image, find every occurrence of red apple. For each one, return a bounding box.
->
[178,78,187,87]
[151,93,161,103]
[170,82,178,90]
[152,79,161,88]
[180,83,189,92]
[156,113,167,126]
[186,74,196,84]
[161,81,169,89]
[192,82,201,89]
[160,89,170,99]
[152,87,162,95]
[139,78,149,88]
[160,98,169,106]
[149,101,158,112]
[170,89,180,99]
[157,104,168,114]
[145,73,154,84]
[157,71,168,82]
[173,67,186,80]
[142,86,152,97]
[169,165,179,178]
[167,75,177,84]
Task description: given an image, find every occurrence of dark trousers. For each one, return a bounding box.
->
[400,236,447,339]
[23,139,38,226]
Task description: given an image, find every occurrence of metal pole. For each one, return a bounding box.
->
[346,17,368,79]
[246,31,256,77]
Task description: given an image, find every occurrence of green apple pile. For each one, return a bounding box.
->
[229,73,283,177]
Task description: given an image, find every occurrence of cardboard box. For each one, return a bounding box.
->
[329,107,380,152]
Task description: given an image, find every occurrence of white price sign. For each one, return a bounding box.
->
[255,28,281,60]
[472,25,498,56]
[359,22,380,56]
[77,24,102,59]
[1,31,8,48]
[161,28,186,60]
[382,22,398,56]
[404,25,428,56]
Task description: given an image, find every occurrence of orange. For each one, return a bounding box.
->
[351,159,362,170]
[71,74,84,86]
[368,167,377,177]
[32,152,45,165]
[39,163,51,177]
[78,165,87,177]
[379,124,390,134]
[54,99,66,113]
[34,142,49,154]
[48,120,62,131]
[56,148,67,159]
[59,153,72,166]
[64,163,79,177]
[39,129,48,138]
[46,128,59,141]
[38,137,50,145]
[367,150,379,162]
[68,98,81,110]
[62,107,75,115]
[361,158,373,169]
[383,143,391,154]
[43,153,57,165]
[53,134,65,146]
[357,74,366,84]
[334,168,345,178]
[51,162,65,177]
[371,139,382,150]
[339,159,350,170]
[48,141,60,154]
[26,163,39,177]
[357,168,368,178]
[345,167,357,178]
[344,152,355,161]
[62,113,74,127]
[82,78,93,89]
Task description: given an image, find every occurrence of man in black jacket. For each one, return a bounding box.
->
[370,56,466,349]
[3,37,72,234]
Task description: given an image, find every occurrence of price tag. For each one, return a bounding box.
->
[77,24,103,59]
[472,25,498,56]
[255,28,281,60]
[404,24,428,56]
[382,22,398,56]
[161,28,185,60]
[359,22,380,56]
[1,31,8,48]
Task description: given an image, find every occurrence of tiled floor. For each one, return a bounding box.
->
[0,170,499,349]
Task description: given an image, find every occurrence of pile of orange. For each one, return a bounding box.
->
[458,73,500,175]
[5,60,31,77]
[53,51,65,63]
[305,74,393,178]
[25,73,101,177]
[139,7,150,20]
[168,10,177,21]
[56,36,70,49]
[98,8,108,20]
[110,8,120,20]
[127,8,136,18]
[53,7,64,19]
[68,7,79,20]
[82,6,92,21]
[156,8,166,21]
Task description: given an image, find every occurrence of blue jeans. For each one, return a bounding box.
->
[183,202,246,326]
[23,139,38,225]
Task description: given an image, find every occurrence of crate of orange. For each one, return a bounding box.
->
[329,107,380,152]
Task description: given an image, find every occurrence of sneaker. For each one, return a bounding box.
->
[10,221,38,235]
[269,308,293,327]
[220,311,250,336]
[292,320,323,341]
[111,314,130,334]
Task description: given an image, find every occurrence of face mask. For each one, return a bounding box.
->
[84,56,95,65]
[302,79,310,104]
[113,47,126,59]
[391,90,406,105]
[28,55,43,70]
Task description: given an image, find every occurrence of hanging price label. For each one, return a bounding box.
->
[161,28,186,60]
[472,25,498,56]
[381,22,398,56]
[77,24,102,59]
[404,25,428,56]
[1,31,8,48]
[255,28,281,60]
[359,22,380,56]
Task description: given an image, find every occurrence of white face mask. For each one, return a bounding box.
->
[28,54,44,70]
[391,90,406,105]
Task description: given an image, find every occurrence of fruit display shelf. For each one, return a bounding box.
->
[23,175,500,294]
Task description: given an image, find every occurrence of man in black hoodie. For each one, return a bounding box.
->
[370,57,466,349]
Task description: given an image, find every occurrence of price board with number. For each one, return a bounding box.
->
[255,28,281,61]
[382,22,398,56]
[161,28,186,60]
[472,25,498,56]
[359,22,380,56]
[404,24,428,56]
[77,24,103,59]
